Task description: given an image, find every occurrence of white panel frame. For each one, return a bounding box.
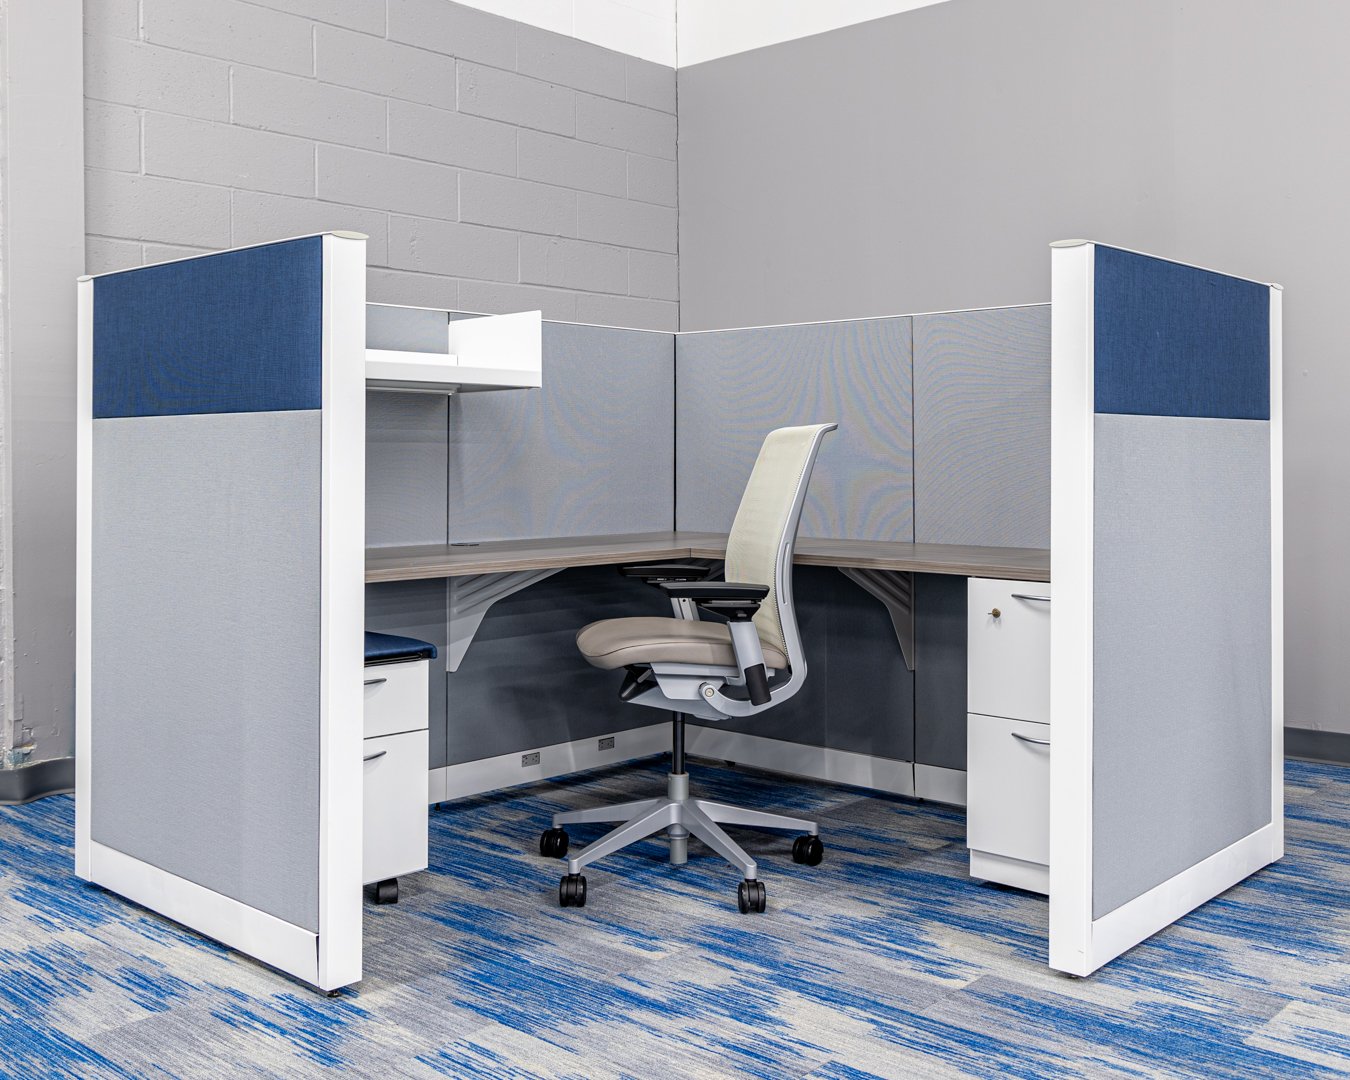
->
[90,842,318,984]
[74,277,93,879]
[1047,242,1284,977]
[77,234,369,993]
[317,233,368,991]
[1047,239,1096,975]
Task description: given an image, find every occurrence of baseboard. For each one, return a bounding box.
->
[429,723,671,803]
[914,763,967,807]
[683,727,917,798]
[0,756,75,805]
[1285,727,1350,765]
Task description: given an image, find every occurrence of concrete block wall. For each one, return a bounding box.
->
[82,0,678,330]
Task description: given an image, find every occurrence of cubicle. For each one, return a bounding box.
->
[77,233,1282,988]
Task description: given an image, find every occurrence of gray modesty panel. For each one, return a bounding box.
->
[367,304,450,353]
[1092,413,1271,920]
[676,319,914,541]
[913,306,1050,548]
[366,580,450,769]
[689,566,915,761]
[444,566,668,766]
[91,411,322,932]
[446,322,674,541]
[367,391,449,547]
[913,573,968,770]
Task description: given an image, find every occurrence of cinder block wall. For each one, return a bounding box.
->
[83,0,678,330]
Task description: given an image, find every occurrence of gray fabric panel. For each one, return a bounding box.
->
[367,304,450,353]
[366,580,450,769]
[912,306,1051,548]
[1092,413,1272,920]
[675,319,914,541]
[913,573,968,770]
[366,391,449,548]
[444,566,668,766]
[91,411,322,932]
[689,566,915,761]
[447,322,674,541]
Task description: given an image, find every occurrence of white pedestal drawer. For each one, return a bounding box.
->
[966,576,1051,895]
[362,728,429,887]
[967,578,1052,725]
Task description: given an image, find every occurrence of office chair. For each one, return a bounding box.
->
[539,423,838,913]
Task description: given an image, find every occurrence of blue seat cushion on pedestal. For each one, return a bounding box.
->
[364,631,438,665]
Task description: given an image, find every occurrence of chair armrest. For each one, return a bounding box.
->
[618,561,712,583]
[654,581,768,603]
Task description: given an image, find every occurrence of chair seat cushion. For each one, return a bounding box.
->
[576,617,788,671]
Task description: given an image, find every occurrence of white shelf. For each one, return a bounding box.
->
[365,310,542,393]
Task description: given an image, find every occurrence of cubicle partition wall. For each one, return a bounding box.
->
[366,306,681,797]
[76,234,369,992]
[1049,241,1283,976]
[675,309,1050,796]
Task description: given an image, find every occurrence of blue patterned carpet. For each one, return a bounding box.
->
[2,758,1349,1078]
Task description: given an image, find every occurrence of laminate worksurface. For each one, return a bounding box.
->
[366,532,1051,583]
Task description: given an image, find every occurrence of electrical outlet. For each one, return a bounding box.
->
[521,751,541,767]
[598,736,615,751]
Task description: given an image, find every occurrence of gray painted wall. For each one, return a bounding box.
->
[82,0,678,330]
[678,0,1345,733]
[0,2,85,774]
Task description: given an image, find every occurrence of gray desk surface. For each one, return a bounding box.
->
[366,532,1050,583]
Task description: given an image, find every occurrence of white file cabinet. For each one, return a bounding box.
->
[363,656,430,904]
[966,578,1051,894]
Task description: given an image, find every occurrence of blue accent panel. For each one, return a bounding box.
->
[1093,246,1269,420]
[365,631,437,664]
[93,237,324,418]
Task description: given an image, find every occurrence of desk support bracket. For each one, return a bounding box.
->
[837,567,915,671]
[446,569,562,672]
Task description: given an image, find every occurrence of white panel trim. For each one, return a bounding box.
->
[914,763,966,806]
[677,0,952,68]
[1269,285,1285,861]
[1086,824,1280,972]
[317,234,367,992]
[74,278,93,880]
[1047,241,1096,975]
[89,842,318,986]
[684,727,916,797]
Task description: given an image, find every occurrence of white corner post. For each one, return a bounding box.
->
[317,232,369,990]
[1047,240,1096,976]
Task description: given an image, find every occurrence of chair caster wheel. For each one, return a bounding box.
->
[539,827,570,858]
[559,873,587,908]
[737,879,766,914]
[374,878,398,904]
[792,834,824,866]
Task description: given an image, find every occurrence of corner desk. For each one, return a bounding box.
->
[367,531,1053,892]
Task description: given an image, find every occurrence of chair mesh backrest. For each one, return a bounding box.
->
[724,425,831,660]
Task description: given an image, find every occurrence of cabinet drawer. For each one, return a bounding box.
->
[967,577,1051,724]
[967,713,1049,882]
[363,657,429,739]
[363,729,428,886]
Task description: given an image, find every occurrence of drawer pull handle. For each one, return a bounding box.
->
[988,608,1001,619]
[363,749,388,762]
[1011,594,1051,604]
[364,677,387,687]
[1011,732,1051,747]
